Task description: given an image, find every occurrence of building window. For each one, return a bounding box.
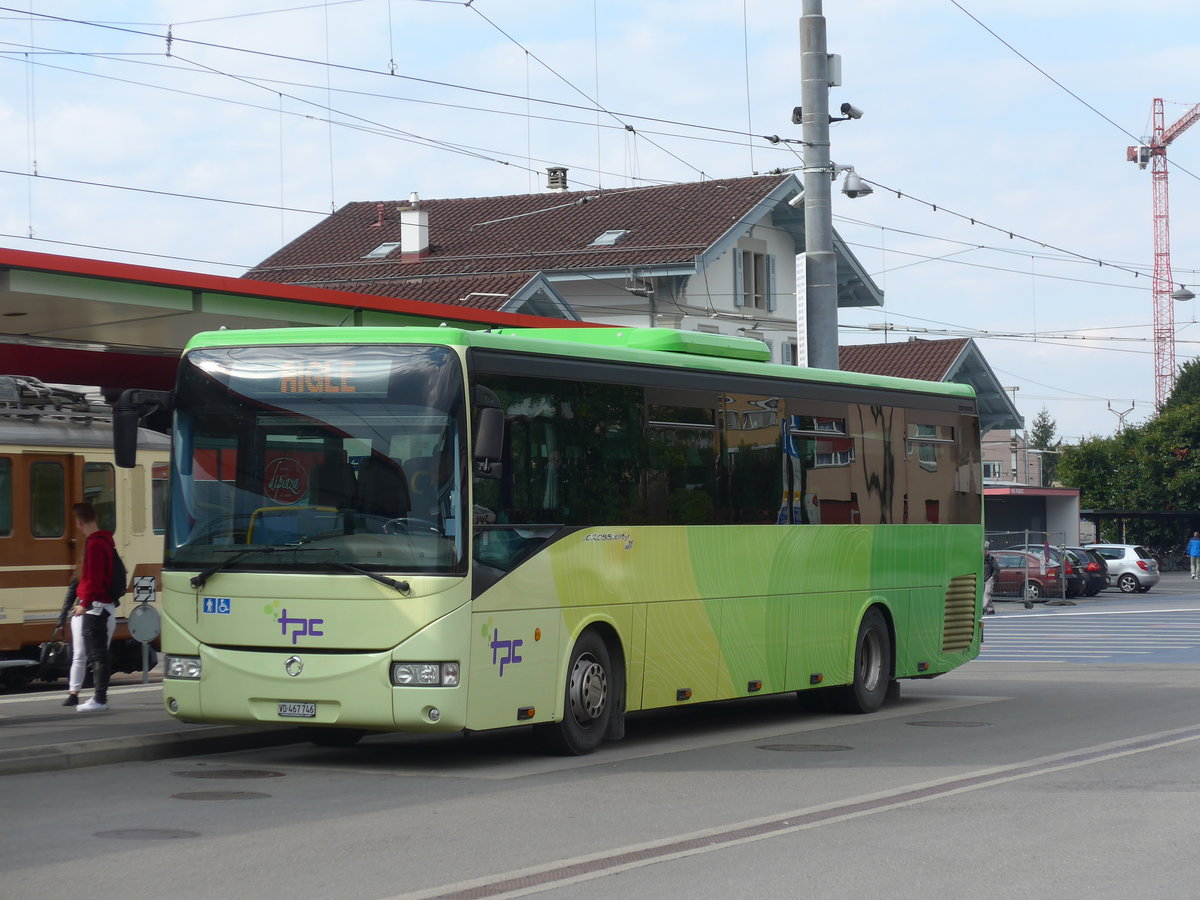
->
[733,250,776,311]
[589,229,630,247]
[361,242,400,259]
[782,340,799,366]
[982,461,1003,480]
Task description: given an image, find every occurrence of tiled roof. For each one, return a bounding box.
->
[309,272,538,310]
[838,339,970,382]
[245,175,793,288]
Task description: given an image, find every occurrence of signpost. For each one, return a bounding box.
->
[128,575,161,683]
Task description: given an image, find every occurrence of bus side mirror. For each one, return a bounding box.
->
[114,389,173,468]
[474,407,504,479]
[472,385,504,480]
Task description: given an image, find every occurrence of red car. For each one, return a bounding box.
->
[991,550,1064,601]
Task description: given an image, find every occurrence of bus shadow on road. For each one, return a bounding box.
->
[252,689,978,776]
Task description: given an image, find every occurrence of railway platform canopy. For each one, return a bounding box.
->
[0,246,589,397]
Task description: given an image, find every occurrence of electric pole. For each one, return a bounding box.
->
[800,0,837,370]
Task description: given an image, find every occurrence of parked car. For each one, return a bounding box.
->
[1063,547,1109,596]
[1084,543,1160,593]
[1004,544,1085,598]
[991,550,1064,601]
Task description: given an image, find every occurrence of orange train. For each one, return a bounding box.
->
[0,375,168,687]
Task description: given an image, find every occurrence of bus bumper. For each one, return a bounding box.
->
[162,606,471,733]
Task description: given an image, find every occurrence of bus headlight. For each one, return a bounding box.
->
[391,662,459,686]
[165,655,202,679]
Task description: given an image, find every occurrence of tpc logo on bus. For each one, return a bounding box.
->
[481,617,523,676]
[264,599,324,645]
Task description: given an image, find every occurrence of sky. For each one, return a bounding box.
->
[1,0,1199,442]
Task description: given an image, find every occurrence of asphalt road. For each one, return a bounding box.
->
[6,581,1200,899]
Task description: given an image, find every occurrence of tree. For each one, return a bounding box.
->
[1028,407,1060,485]
[1058,410,1200,549]
[1163,358,1200,411]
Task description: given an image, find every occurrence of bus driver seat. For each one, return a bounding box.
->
[354,454,411,520]
[309,457,356,509]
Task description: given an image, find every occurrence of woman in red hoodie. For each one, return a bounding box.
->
[70,502,116,712]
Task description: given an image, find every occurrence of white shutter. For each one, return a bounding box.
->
[766,254,777,311]
[733,251,745,307]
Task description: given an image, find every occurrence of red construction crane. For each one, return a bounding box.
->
[1127,99,1200,410]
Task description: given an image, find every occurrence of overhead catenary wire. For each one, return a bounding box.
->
[948,0,1200,186]
[1,6,1191,326]
[3,17,1195,285]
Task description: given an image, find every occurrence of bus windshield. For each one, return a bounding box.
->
[168,344,466,576]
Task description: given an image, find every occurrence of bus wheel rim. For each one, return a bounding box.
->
[569,654,607,723]
[860,630,882,692]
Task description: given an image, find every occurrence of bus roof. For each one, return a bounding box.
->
[182,325,977,401]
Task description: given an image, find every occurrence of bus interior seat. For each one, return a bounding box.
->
[354,455,411,519]
[309,459,356,509]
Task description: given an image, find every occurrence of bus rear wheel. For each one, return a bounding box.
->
[537,630,614,756]
[835,608,892,714]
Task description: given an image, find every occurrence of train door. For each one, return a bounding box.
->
[22,453,81,581]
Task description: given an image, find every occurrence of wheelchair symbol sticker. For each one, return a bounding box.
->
[203,597,232,615]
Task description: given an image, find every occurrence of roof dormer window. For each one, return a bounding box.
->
[589,229,630,247]
[361,242,401,259]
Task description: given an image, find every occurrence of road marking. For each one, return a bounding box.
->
[387,723,1200,900]
[996,607,1200,618]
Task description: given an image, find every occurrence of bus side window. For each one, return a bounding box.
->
[906,420,961,524]
[785,407,852,525]
[646,404,717,525]
[720,393,780,525]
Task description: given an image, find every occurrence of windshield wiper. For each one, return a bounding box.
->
[333,562,410,594]
[189,545,320,590]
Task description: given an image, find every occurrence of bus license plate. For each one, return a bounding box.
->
[278,702,316,718]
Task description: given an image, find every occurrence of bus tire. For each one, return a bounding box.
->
[835,607,892,714]
[537,630,613,756]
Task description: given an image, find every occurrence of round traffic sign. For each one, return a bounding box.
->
[128,603,161,642]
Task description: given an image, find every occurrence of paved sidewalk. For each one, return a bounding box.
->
[0,683,305,776]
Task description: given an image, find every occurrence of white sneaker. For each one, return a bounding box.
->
[76,699,108,712]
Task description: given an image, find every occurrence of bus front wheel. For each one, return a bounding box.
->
[836,608,892,714]
[537,630,614,756]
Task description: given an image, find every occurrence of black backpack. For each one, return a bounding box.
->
[109,550,127,607]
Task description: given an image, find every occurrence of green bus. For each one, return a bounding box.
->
[115,325,983,754]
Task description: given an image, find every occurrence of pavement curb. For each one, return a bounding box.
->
[0,724,307,777]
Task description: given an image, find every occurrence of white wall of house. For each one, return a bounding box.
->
[545,213,802,364]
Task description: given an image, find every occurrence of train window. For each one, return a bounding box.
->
[130,464,147,536]
[84,463,117,532]
[0,457,11,536]
[152,463,168,535]
[30,461,66,538]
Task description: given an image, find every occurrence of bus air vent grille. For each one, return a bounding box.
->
[942,573,977,652]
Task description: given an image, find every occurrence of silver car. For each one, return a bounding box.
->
[1084,544,1160,593]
